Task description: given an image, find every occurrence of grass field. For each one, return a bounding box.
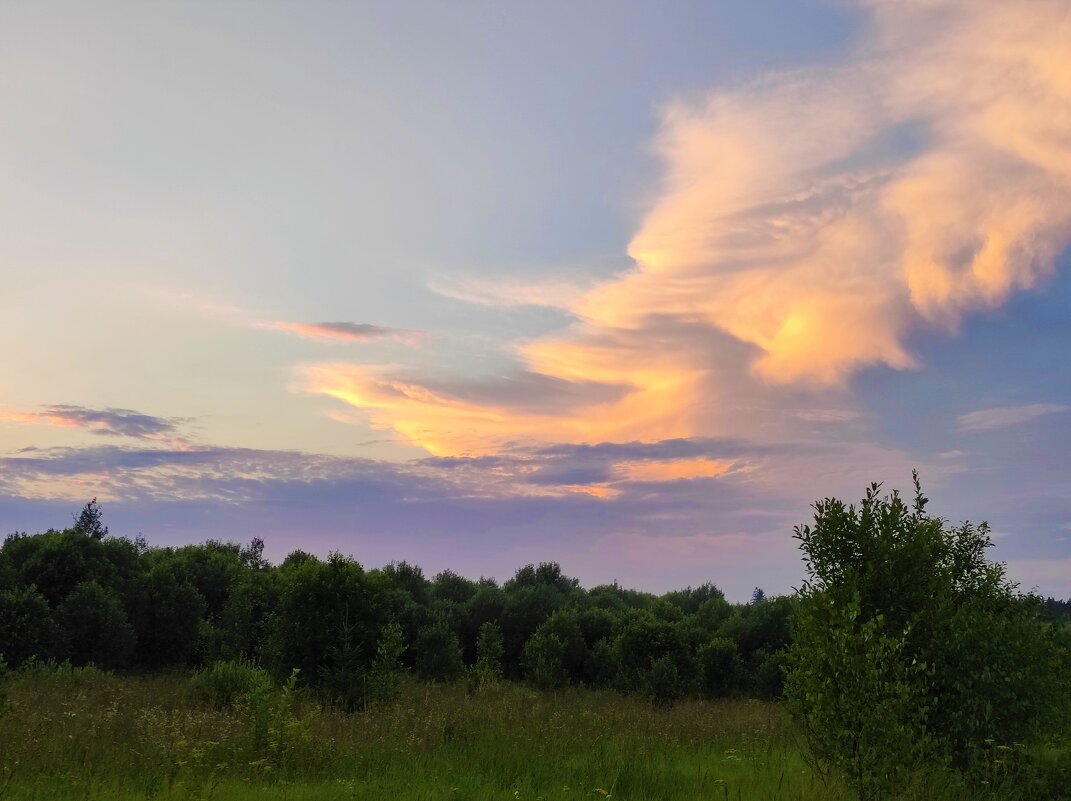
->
[0,665,1050,801]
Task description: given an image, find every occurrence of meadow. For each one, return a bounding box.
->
[2,663,1055,801]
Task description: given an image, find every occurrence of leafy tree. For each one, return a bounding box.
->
[523,628,567,690]
[2,528,138,607]
[56,580,136,668]
[432,570,477,604]
[413,617,464,682]
[128,563,208,667]
[0,585,58,666]
[500,583,566,676]
[697,637,741,698]
[276,553,386,685]
[785,474,1065,800]
[614,609,693,695]
[646,653,684,706]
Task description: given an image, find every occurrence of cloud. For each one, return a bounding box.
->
[956,403,1069,432]
[427,275,597,310]
[0,405,183,440]
[299,362,632,455]
[300,0,1071,457]
[260,321,423,344]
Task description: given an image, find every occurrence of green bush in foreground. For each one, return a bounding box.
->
[787,474,1067,801]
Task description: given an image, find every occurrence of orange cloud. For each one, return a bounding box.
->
[262,321,423,344]
[300,0,1071,459]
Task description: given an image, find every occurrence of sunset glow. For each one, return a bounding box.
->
[2,0,1069,599]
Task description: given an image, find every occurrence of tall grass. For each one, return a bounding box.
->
[0,668,1064,800]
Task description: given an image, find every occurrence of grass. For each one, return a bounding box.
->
[0,666,1061,801]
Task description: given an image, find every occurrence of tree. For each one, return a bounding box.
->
[72,498,108,539]
[413,617,464,682]
[473,621,504,688]
[129,564,207,667]
[697,637,741,698]
[522,628,567,690]
[0,586,58,666]
[368,619,408,703]
[785,474,1064,800]
[56,580,136,668]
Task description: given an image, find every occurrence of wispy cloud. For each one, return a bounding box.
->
[0,405,184,440]
[957,403,1069,432]
[301,0,1071,457]
[428,276,597,310]
[260,321,424,345]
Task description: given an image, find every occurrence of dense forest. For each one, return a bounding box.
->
[1,499,797,705]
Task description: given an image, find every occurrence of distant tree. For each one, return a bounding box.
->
[697,637,741,698]
[413,617,464,682]
[432,570,477,604]
[522,628,567,690]
[276,552,386,685]
[499,584,566,676]
[504,562,579,594]
[646,653,684,706]
[72,498,108,539]
[56,580,136,668]
[368,619,408,703]
[749,587,765,605]
[128,564,207,667]
[473,621,504,686]
[318,606,366,712]
[785,474,1065,800]
[0,585,58,666]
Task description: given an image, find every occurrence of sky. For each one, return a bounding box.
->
[1,0,1069,601]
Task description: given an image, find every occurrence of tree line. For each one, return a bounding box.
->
[0,500,794,705]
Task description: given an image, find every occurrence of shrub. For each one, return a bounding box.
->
[786,474,1065,800]
[646,654,684,707]
[241,668,316,777]
[193,657,273,709]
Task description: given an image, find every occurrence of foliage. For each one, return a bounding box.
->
[523,628,568,690]
[697,637,741,698]
[786,474,1066,800]
[470,621,504,691]
[367,620,408,703]
[55,580,136,668]
[0,585,58,666]
[71,498,108,539]
[193,657,273,709]
[0,497,1063,724]
[413,617,464,682]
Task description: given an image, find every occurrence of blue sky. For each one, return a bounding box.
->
[2,0,1069,600]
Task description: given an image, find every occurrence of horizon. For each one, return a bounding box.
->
[3,0,1070,602]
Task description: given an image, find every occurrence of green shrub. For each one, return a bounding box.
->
[193,657,273,708]
[646,654,684,707]
[241,668,316,776]
[786,475,1065,800]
